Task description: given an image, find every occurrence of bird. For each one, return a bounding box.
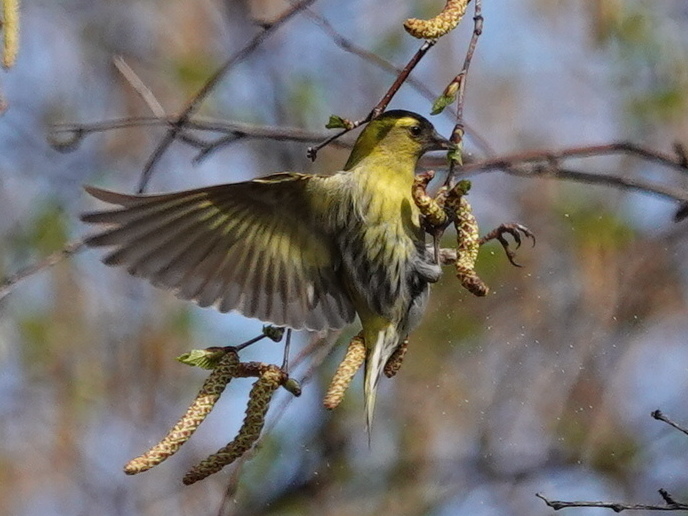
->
[81,109,454,434]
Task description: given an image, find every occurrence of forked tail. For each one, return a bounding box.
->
[363,324,401,441]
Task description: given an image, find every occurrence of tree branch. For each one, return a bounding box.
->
[136,0,318,193]
[536,410,688,512]
[420,141,688,205]
[302,7,495,156]
[458,142,688,176]
[533,167,688,204]
[306,39,437,161]
[50,116,342,150]
[445,0,483,188]
[651,410,688,437]
[536,492,688,512]
[0,240,84,301]
[113,55,166,118]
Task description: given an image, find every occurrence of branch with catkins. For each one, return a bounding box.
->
[123,327,301,485]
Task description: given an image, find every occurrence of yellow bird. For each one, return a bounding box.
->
[81,110,454,433]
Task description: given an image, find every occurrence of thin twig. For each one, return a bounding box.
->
[0,240,84,301]
[371,41,436,119]
[113,56,166,118]
[421,141,688,204]
[445,0,483,188]
[50,116,341,150]
[136,0,318,193]
[660,489,679,506]
[457,142,688,176]
[536,492,688,512]
[651,410,688,437]
[306,39,437,161]
[192,134,245,164]
[302,8,494,156]
[453,2,480,126]
[539,167,688,204]
[673,144,688,221]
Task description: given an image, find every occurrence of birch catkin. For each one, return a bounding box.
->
[323,334,365,410]
[2,0,19,69]
[124,351,240,475]
[183,367,283,485]
[404,0,469,40]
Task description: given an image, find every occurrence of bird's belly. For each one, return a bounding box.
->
[337,216,426,324]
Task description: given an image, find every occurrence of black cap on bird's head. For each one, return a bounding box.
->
[381,109,454,152]
[344,109,455,170]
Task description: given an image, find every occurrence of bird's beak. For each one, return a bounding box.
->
[425,131,455,152]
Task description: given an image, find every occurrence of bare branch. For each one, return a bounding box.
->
[537,167,688,204]
[306,39,437,161]
[136,0,318,193]
[651,410,688,437]
[51,116,342,148]
[536,492,688,512]
[113,56,166,117]
[0,240,84,301]
[420,141,688,205]
[459,142,688,176]
[445,0,483,188]
[303,8,495,156]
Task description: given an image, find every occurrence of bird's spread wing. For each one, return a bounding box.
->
[81,174,356,331]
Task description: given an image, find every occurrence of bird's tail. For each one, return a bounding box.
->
[363,323,401,439]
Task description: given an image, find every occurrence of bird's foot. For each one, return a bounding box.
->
[479,223,535,267]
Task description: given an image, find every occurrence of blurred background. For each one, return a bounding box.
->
[2,0,688,515]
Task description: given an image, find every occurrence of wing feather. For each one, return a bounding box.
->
[104,209,220,271]
[149,224,227,291]
[81,177,356,330]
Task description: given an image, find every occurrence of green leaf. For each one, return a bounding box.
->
[431,94,455,116]
[447,146,463,166]
[455,179,472,195]
[177,348,226,370]
[325,115,349,129]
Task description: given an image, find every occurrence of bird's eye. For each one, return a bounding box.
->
[409,125,422,137]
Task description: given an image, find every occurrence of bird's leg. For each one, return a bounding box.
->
[413,174,489,295]
[383,338,409,378]
[323,333,365,410]
[415,174,534,287]
[445,180,489,297]
[479,224,535,267]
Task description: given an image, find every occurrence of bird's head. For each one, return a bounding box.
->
[343,110,454,170]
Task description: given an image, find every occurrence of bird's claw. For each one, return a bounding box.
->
[480,223,535,268]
